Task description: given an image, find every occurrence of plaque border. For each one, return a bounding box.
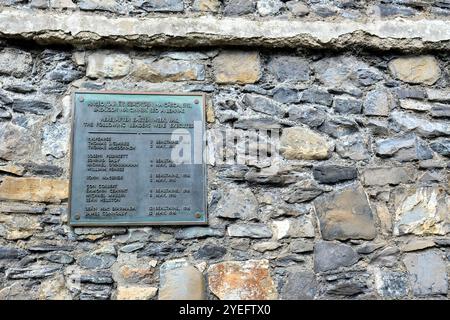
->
[68,90,208,227]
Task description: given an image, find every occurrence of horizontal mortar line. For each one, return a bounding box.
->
[1,8,450,50]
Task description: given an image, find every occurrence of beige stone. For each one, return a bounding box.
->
[280,126,334,160]
[361,167,415,186]
[0,163,25,176]
[132,58,204,82]
[388,56,440,85]
[393,186,449,236]
[38,274,71,300]
[0,213,41,240]
[208,260,278,300]
[193,0,221,12]
[375,203,392,236]
[206,99,215,123]
[213,51,261,84]
[86,52,131,79]
[159,259,205,300]
[402,239,435,252]
[0,177,69,203]
[116,286,158,300]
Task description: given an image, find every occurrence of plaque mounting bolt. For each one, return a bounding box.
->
[75,214,81,220]
[195,212,202,219]
[194,99,199,104]
[78,96,84,102]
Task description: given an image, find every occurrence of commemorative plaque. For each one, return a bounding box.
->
[69,92,207,226]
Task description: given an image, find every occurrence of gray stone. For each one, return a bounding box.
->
[242,94,284,117]
[174,227,224,240]
[47,62,82,83]
[314,241,359,272]
[138,0,184,12]
[257,0,283,16]
[0,48,33,77]
[314,184,376,241]
[426,88,450,102]
[312,4,337,17]
[430,139,450,157]
[377,4,417,16]
[11,99,52,115]
[0,246,27,260]
[390,111,450,137]
[245,167,296,185]
[318,116,359,138]
[44,252,74,264]
[363,88,393,116]
[159,259,205,300]
[78,254,116,270]
[223,0,255,15]
[6,266,61,279]
[119,243,145,253]
[336,134,370,160]
[374,270,409,298]
[281,270,317,300]
[300,87,333,106]
[375,134,433,161]
[194,244,227,260]
[367,119,390,136]
[234,118,281,130]
[23,163,63,177]
[361,167,415,186]
[403,250,448,296]
[357,68,384,86]
[395,87,427,100]
[0,122,34,161]
[283,179,324,203]
[286,1,309,16]
[42,123,69,159]
[288,105,327,128]
[272,87,300,103]
[215,187,258,220]
[289,239,314,253]
[3,83,36,94]
[313,165,358,184]
[138,242,185,257]
[333,96,362,114]
[78,0,124,13]
[227,223,272,238]
[267,56,310,82]
[431,103,450,118]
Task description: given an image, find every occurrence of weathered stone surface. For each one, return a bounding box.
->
[267,56,309,82]
[280,126,334,160]
[282,179,323,203]
[314,241,359,272]
[318,117,359,138]
[427,88,450,102]
[300,87,333,106]
[11,99,52,115]
[257,0,283,16]
[0,48,32,77]
[281,270,317,300]
[363,88,393,116]
[430,139,450,157]
[288,105,327,128]
[192,0,220,12]
[0,246,27,259]
[271,217,315,239]
[403,250,448,296]
[132,58,205,82]
[390,111,450,137]
[375,134,433,162]
[314,184,376,241]
[2,8,450,51]
[0,163,25,176]
[213,52,261,84]
[393,186,449,236]
[402,239,435,252]
[38,274,71,300]
[286,1,309,16]
[159,259,205,300]
[431,103,450,118]
[116,285,158,300]
[216,187,258,220]
[0,177,69,203]
[361,167,415,186]
[194,244,227,260]
[223,0,255,15]
[0,201,45,214]
[388,56,440,85]
[42,123,70,159]
[174,227,224,240]
[313,165,358,184]
[336,134,370,160]
[374,269,409,298]
[111,252,155,286]
[253,241,282,252]
[78,0,124,13]
[333,96,362,114]
[208,260,278,300]
[0,214,41,240]
[227,223,272,238]
[375,203,393,236]
[289,239,314,253]
[139,0,184,12]
[86,52,131,79]
[242,94,284,117]
[7,265,61,279]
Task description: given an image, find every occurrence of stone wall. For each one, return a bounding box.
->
[0,1,449,300]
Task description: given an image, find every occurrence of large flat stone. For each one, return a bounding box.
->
[314,241,359,272]
[280,126,334,160]
[208,260,278,300]
[388,55,440,85]
[213,51,261,84]
[0,177,69,203]
[314,184,376,241]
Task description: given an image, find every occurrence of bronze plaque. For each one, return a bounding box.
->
[69,92,207,226]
